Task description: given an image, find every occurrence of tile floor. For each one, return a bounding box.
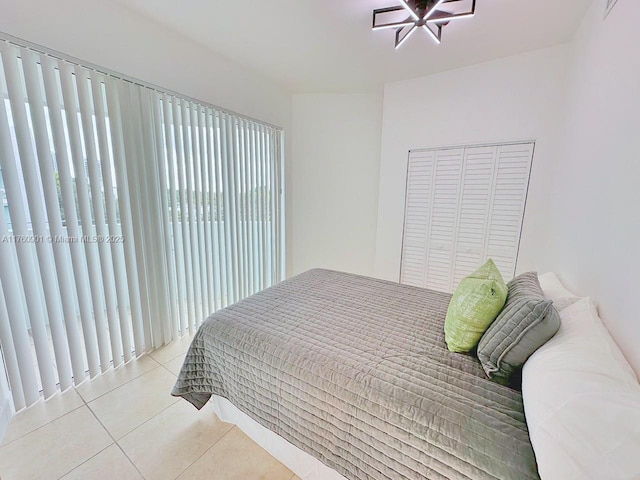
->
[0,336,301,480]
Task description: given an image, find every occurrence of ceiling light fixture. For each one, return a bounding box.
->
[373,0,476,49]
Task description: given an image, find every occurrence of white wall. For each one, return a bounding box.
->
[0,0,290,128]
[374,45,569,282]
[544,0,640,376]
[0,0,294,274]
[291,94,382,276]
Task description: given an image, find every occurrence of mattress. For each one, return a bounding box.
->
[172,269,539,480]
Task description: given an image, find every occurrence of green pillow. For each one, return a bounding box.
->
[444,259,508,352]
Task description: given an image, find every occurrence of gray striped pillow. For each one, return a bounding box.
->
[477,272,560,385]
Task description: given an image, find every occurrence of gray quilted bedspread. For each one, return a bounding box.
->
[172,269,539,480]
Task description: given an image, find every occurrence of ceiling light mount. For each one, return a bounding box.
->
[373,0,476,48]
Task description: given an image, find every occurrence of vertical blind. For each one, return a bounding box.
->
[0,37,285,410]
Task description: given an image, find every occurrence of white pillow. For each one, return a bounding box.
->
[522,298,640,480]
[537,272,581,311]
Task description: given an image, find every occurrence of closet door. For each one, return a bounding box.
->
[451,146,497,287]
[399,150,435,287]
[424,148,464,291]
[400,142,534,292]
[484,143,534,280]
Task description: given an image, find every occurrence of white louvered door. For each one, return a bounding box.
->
[400,142,534,292]
[399,150,435,286]
[484,143,534,278]
[451,146,497,287]
[424,149,464,291]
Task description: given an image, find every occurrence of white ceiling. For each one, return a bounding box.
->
[110,0,590,93]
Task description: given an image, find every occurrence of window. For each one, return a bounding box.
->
[0,37,284,409]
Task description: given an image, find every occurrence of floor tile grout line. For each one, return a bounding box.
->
[84,401,119,445]
[0,378,94,446]
[54,442,116,480]
[84,371,189,480]
[116,396,182,442]
[3,387,174,450]
[72,353,161,397]
[114,441,148,480]
[0,402,86,449]
[85,396,148,480]
[80,364,163,405]
[74,349,185,405]
[159,362,180,377]
[114,395,222,480]
[148,346,191,366]
[77,360,163,404]
[1,403,115,479]
[78,349,186,405]
[3,397,292,480]
[174,425,238,479]
[115,396,231,479]
[163,350,189,364]
[1,349,191,476]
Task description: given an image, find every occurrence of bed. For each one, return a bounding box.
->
[172,268,539,480]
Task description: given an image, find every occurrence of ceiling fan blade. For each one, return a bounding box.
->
[435,0,474,15]
[373,6,415,30]
[395,24,418,48]
[398,0,420,21]
[422,23,442,44]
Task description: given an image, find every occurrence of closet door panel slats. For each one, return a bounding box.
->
[401,142,534,292]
